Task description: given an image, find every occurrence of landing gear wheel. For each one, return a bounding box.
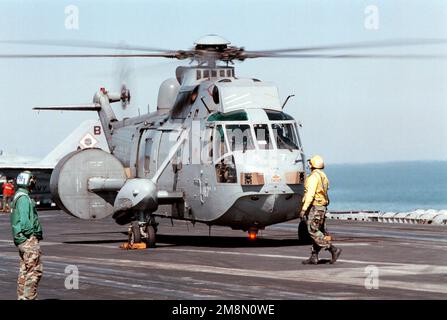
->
[145,225,156,248]
[130,221,142,244]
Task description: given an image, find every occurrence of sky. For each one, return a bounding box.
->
[0,0,446,164]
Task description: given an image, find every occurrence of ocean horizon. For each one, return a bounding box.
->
[324,160,447,212]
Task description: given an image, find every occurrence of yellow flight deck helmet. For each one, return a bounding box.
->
[308,155,324,169]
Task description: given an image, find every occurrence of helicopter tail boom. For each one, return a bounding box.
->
[34,87,130,152]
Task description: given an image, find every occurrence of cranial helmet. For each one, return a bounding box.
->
[308,155,324,169]
[16,171,36,188]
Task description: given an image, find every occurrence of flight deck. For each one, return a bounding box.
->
[0,210,446,300]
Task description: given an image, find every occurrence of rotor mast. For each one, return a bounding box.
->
[176,35,236,85]
[193,34,231,68]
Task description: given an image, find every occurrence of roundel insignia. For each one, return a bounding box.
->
[79,133,98,149]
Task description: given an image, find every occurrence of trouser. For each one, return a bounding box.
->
[3,196,11,212]
[17,236,43,300]
[307,206,331,252]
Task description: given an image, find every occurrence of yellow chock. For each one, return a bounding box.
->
[120,242,147,250]
[324,235,333,241]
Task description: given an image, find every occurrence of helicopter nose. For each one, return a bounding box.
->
[259,194,279,214]
[226,190,300,229]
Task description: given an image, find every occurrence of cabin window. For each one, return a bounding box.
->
[254,124,273,150]
[196,70,202,80]
[219,70,225,77]
[203,70,210,78]
[144,138,153,173]
[225,124,255,152]
[226,70,232,77]
[272,123,299,150]
[211,70,217,78]
[157,132,176,169]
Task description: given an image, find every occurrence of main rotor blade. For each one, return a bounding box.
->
[34,104,100,111]
[247,39,447,55]
[0,39,172,53]
[0,53,178,59]
[249,53,447,59]
[88,60,179,78]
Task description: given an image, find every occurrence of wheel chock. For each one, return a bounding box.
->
[120,242,147,250]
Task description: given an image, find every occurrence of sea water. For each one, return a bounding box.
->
[324,161,447,212]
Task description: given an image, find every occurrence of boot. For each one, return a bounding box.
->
[328,245,342,264]
[302,249,319,265]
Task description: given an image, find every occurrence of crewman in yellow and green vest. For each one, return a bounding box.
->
[300,155,341,265]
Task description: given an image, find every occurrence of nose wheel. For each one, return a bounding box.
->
[128,220,158,248]
[129,221,142,244]
[144,224,156,248]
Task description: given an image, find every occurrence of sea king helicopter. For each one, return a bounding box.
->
[1,35,445,247]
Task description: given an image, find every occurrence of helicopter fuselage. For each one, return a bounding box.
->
[108,67,306,232]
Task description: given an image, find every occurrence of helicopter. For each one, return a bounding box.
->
[2,35,445,247]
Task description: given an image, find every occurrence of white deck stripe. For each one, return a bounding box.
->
[0,238,441,267]
[1,252,445,295]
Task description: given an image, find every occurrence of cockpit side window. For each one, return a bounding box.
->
[215,155,237,183]
[212,124,237,183]
[294,123,303,149]
[214,124,228,161]
[272,123,299,150]
[225,124,255,152]
[254,124,273,150]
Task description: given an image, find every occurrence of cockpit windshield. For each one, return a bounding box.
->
[225,124,255,152]
[271,123,299,150]
[254,124,273,150]
[209,117,300,155]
